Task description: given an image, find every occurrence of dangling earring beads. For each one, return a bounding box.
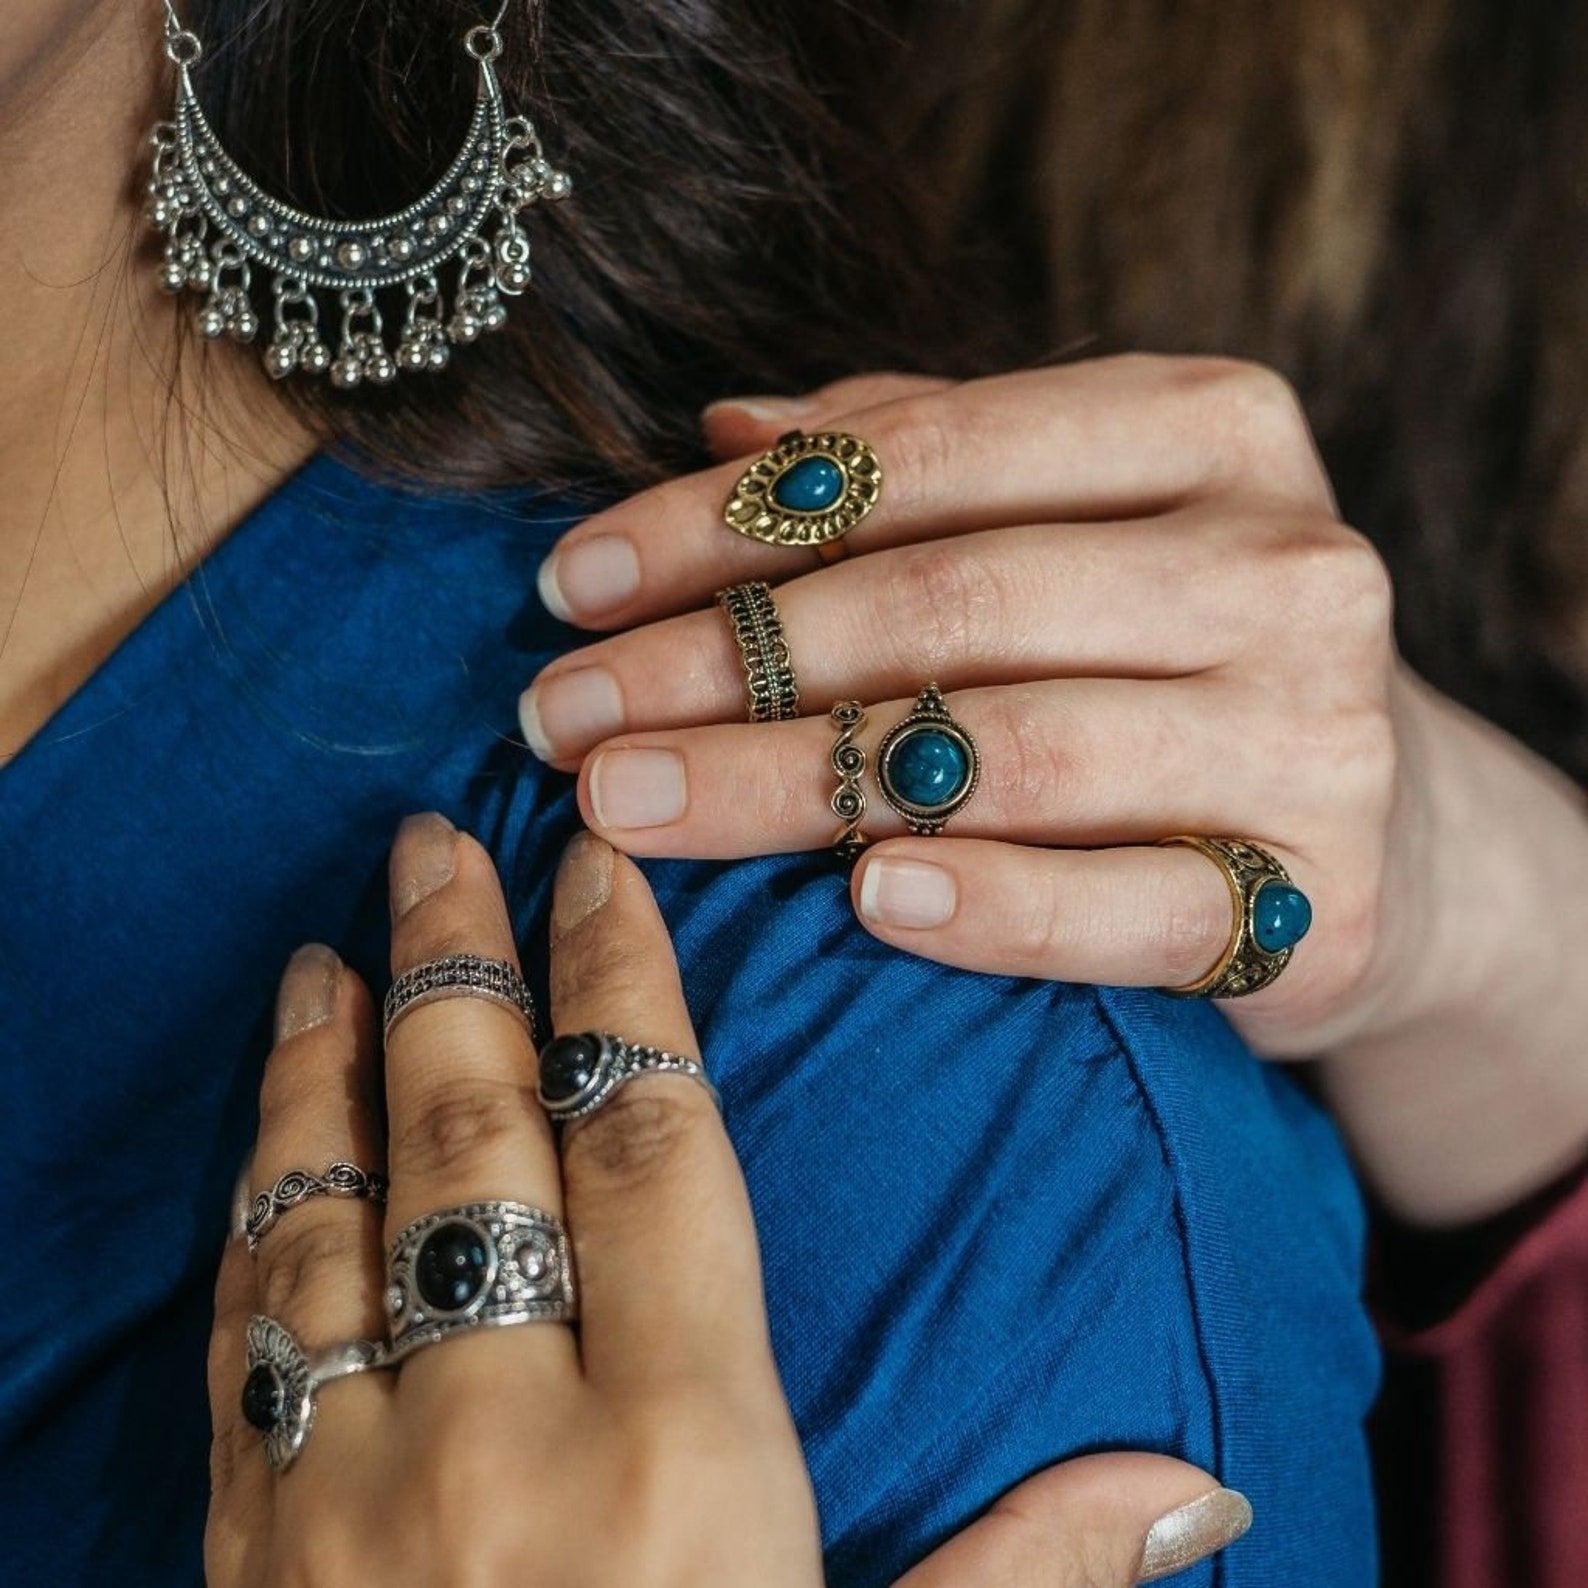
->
[145,2,571,385]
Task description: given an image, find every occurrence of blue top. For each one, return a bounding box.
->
[0,457,1378,1585]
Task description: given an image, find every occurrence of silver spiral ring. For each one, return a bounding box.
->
[383,954,538,1043]
[245,1162,388,1253]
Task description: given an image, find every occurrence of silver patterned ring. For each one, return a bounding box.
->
[537,1031,721,1124]
[242,1316,387,1474]
[245,1162,389,1254]
[383,954,538,1044]
[385,1201,577,1361]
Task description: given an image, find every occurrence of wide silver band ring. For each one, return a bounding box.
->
[383,954,538,1044]
[243,1316,387,1473]
[385,1201,577,1361]
[245,1162,388,1254]
[537,1031,721,1123]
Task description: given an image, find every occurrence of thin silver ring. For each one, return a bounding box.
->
[537,1031,721,1123]
[245,1162,389,1254]
[243,1316,388,1474]
[383,954,538,1044]
[385,1201,576,1361]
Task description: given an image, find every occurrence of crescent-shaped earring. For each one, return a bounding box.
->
[145,1,572,387]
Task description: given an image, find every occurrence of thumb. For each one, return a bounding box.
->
[700,372,955,458]
[891,1455,1252,1588]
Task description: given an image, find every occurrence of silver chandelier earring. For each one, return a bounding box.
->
[146,1,572,387]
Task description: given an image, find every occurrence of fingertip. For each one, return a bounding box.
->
[852,846,959,932]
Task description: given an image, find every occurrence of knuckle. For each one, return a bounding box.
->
[1194,358,1316,480]
[878,544,1010,675]
[880,398,965,509]
[563,1084,703,1190]
[257,1212,372,1318]
[394,1079,537,1180]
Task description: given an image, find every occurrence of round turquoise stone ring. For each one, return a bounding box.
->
[1252,880,1313,953]
[876,685,980,834]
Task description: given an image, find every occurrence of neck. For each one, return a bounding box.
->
[0,1,313,762]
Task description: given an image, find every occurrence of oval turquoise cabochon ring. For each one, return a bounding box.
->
[723,430,883,552]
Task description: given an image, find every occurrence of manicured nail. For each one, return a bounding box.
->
[588,747,687,830]
[857,857,957,929]
[705,394,815,424]
[519,666,625,762]
[275,943,341,1043]
[1140,1488,1253,1582]
[551,831,615,944]
[538,536,641,623]
[391,812,458,920]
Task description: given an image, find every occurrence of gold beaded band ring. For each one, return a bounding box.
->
[716,580,801,722]
[1158,836,1314,998]
[723,430,883,561]
[829,701,870,859]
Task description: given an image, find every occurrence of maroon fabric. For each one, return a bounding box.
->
[1374,1167,1588,1588]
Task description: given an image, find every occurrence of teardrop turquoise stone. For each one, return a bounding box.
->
[1252,881,1312,953]
[771,456,844,512]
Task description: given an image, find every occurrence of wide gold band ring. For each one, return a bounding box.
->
[1158,836,1313,999]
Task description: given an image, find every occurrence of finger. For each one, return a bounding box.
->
[572,679,1302,857]
[701,373,956,459]
[537,355,1331,629]
[382,813,576,1375]
[250,946,388,1346]
[206,1225,271,1586]
[547,834,778,1392]
[520,514,1243,768]
[891,1455,1251,1588]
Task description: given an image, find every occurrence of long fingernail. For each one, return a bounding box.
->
[857,857,957,929]
[391,812,458,920]
[1140,1489,1253,1582]
[551,831,615,944]
[704,394,816,424]
[275,943,342,1042]
[588,747,687,830]
[519,666,625,762]
[230,1150,256,1239]
[538,536,641,623]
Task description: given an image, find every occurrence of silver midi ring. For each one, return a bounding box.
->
[717,580,800,723]
[537,1031,721,1123]
[383,954,538,1044]
[385,1201,577,1360]
[245,1162,388,1254]
[242,1316,387,1473]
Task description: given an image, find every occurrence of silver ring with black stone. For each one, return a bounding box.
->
[384,1201,577,1362]
[383,954,538,1045]
[537,1030,722,1124]
[241,1316,388,1474]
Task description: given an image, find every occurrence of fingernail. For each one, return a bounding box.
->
[519,666,626,762]
[391,812,458,920]
[705,394,815,424]
[229,1150,255,1240]
[1140,1488,1253,1582]
[857,857,958,929]
[275,943,342,1043]
[538,536,641,623]
[551,831,615,944]
[588,747,687,830]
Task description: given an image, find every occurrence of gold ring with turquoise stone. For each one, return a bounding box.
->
[723,430,882,563]
[875,685,980,835]
[1158,836,1313,998]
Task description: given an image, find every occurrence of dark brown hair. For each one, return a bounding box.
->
[193,0,1588,779]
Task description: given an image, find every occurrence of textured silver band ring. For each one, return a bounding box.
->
[245,1162,389,1254]
[385,1200,576,1361]
[538,1031,721,1123]
[383,954,538,1044]
[717,580,800,722]
[242,1316,387,1473]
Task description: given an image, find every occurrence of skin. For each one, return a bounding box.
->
[520,365,1588,1229]
[0,0,310,764]
[208,825,1249,1585]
